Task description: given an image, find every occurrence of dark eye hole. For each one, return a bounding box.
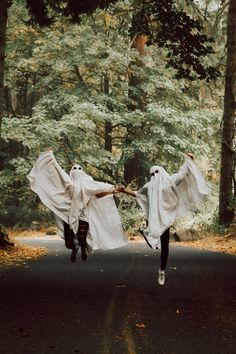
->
[73,166,77,170]
[151,170,159,176]
[78,167,82,170]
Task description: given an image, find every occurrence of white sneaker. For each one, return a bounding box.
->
[158,270,165,286]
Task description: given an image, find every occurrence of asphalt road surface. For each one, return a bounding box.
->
[0,237,235,354]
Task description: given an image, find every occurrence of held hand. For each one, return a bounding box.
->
[186,152,195,160]
[114,186,126,193]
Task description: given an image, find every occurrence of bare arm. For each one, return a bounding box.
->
[95,190,114,198]
[116,186,136,197]
[186,152,195,160]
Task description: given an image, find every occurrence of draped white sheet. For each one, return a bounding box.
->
[136,156,211,249]
[27,151,127,250]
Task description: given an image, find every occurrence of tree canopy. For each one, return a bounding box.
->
[0,0,234,230]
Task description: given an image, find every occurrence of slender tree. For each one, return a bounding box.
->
[123,33,148,185]
[0,0,9,137]
[219,0,236,224]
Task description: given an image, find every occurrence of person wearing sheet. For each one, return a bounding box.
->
[117,153,211,286]
[27,150,127,262]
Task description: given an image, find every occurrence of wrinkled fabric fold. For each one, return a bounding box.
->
[27,151,127,250]
[136,157,211,249]
[27,151,73,224]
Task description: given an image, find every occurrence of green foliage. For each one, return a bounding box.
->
[0,0,224,229]
[115,192,143,235]
[129,0,220,80]
[173,183,220,232]
[25,0,119,26]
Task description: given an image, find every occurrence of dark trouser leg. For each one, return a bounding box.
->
[64,222,76,250]
[64,222,78,262]
[160,228,170,271]
[77,220,89,261]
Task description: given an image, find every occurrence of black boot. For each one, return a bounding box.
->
[70,246,78,263]
[77,220,89,261]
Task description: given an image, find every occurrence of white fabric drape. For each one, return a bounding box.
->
[136,156,211,249]
[27,151,127,250]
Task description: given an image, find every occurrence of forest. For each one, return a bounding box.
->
[0,0,235,234]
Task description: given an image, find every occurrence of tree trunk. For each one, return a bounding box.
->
[124,147,145,186]
[104,73,112,153]
[124,34,148,186]
[0,0,8,137]
[102,72,113,178]
[219,0,236,224]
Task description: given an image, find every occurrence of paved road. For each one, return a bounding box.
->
[0,237,235,354]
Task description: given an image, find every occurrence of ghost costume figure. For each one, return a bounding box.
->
[27,151,127,262]
[119,155,211,285]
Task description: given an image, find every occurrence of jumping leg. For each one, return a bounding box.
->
[77,220,89,261]
[63,222,78,262]
[160,228,170,271]
[158,228,170,285]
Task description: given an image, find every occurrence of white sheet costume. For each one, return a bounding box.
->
[135,156,211,249]
[27,151,127,251]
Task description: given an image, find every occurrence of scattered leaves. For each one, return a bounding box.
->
[0,243,46,268]
[177,232,236,255]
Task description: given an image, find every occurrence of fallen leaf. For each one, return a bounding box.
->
[0,243,46,267]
